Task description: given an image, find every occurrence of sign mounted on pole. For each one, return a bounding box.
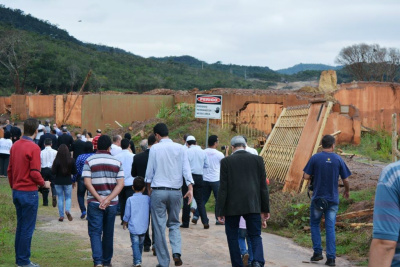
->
[195,94,222,119]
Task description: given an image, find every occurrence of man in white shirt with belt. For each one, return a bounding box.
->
[145,123,193,267]
[40,138,58,206]
[114,138,135,224]
[181,135,210,229]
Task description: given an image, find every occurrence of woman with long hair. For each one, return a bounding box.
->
[87,132,93,142]
[52,144,77,221]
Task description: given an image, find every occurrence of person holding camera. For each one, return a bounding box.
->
[303,135,350,267]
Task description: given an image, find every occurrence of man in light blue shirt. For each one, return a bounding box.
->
[115,139,135,224]
[181,135,210,228]
[145,123,193,267]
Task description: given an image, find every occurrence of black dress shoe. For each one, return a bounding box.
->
[152,247,157,256]
[180,224,189,228]
[203,224,209,229]
[144,246,150,252]
[252,261,262,267]
[172,253,183,266]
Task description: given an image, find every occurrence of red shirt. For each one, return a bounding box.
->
[92,134,101,150]
[8,137,45,191]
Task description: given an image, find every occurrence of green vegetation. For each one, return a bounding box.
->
[267,186,375,265]
[0,179,92,267]
[339,130,392,162]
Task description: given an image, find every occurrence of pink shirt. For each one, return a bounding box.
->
[239,216,246,229]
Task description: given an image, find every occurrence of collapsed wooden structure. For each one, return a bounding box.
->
[260,101,333,192]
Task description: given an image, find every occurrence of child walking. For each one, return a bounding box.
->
[123,177,150,267]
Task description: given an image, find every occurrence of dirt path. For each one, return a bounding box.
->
[37,189,355,267]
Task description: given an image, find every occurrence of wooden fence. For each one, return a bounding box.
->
[218,111,269,138]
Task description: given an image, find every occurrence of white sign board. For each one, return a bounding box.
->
[195,94,222,119]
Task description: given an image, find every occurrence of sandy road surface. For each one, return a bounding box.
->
[37,189,355,267]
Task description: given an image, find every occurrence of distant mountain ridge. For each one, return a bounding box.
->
[151,55,277,79]
[276,63,342,75]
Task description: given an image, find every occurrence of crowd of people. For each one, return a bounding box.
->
[14,118,400,267]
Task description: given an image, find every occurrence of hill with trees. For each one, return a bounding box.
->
[276,63,342,75]
[0,5,357,96]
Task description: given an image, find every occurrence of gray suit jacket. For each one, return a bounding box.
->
[216,150,270,217]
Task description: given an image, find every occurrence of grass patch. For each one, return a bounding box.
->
[266,186,375,265]
[0,179,92,267]
[339,130,392,162]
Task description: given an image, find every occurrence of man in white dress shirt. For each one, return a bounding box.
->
[110,135,122,156]
[114,138,135,223]
[145,123,194,267]
[243,136,258,155]
[40,138,58,206]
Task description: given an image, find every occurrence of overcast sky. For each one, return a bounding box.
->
[2,0,399,70]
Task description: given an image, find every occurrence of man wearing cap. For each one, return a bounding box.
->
[216,136,270,267]
[145,123,193,267]
[181,135,210,229]
[92,129,102,152]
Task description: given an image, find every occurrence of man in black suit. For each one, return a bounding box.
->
[216,136,270,267]
[131,134,157,253]
[58,126,74,151]
[38,128,58,150]
[72,134,86,160]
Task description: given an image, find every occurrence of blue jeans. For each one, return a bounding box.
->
[225,214,264,267]
[238,228,253,264]
[310,201,339,259]
[87,202,117,266]
[194,181,219,220]
[130,233,145,265]
[55,184,72,217]
[77,176,87,213]
[12,190,39,266]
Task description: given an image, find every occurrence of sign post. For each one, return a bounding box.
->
[194,94,222,147]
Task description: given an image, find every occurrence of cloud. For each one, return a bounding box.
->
[2,0,400,69]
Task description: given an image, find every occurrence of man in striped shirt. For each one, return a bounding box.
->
[369,161,400,267]
[83,135,124,267]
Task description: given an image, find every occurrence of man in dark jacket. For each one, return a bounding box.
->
[72,134,86,160]
[10,123,22,143]
[216,136,270,267]
[58,127,74,151]
[38,128,58,150]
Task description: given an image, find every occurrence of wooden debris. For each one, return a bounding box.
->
[115,120,123,128]
[336,222,373,228]
[336,208,374,220]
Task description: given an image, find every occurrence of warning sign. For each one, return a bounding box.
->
[195,94,222,119]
